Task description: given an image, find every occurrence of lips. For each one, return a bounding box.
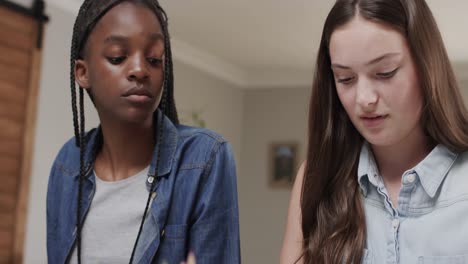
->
[121,87,154,104]
[360,114,388,127]
[122,87,153,98]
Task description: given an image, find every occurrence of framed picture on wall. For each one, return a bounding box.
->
[269,142,298,188]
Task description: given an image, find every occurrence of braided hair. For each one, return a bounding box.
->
[70,1,178,263]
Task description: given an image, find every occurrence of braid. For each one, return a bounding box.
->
[76,87,86,264]
[158,5,179,123]
[70,1,92,263]
[70,8,81,147]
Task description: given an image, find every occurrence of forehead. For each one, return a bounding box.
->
[91,1,162,40]
[329,16,409,65]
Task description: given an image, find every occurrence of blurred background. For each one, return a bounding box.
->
[1,0,468,263]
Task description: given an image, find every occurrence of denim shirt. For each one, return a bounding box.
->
[47,112,241,264]
[358,143,468,264]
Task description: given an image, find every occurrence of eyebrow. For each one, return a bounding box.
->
[104,33,164,44]
[331,52,401,70]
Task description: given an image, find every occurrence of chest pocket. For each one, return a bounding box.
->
[418,255,468,264]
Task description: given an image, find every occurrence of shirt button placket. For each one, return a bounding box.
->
[392,218,400,263]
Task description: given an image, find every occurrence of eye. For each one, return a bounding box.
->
[147,57,163,66]
[337,76,355,85]
[376,68,399,79]
[107,56,126,65]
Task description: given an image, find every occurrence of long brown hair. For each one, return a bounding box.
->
[301,0,468,263]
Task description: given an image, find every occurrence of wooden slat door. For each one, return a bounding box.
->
[0,4,42,264]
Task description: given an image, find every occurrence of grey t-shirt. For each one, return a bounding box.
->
[69,166,150,264]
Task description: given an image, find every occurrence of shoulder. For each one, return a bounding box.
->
[176,125,228,153]
[446,149,468,174]
[51,128,99,177]
[177,124,227,144]
[174,124,233,166]
[449,150,468,179]
[454,150,468,166]
[291,161,306,203]
[280,161,306,264]
[439,149,468,198]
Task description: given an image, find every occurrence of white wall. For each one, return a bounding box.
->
[23,3,244,263]
[239,87,310,264]
[173,62,244,162]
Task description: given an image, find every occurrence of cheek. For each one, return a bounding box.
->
[336,87,356,117]
[93,63,118,81]
[87,62,104,86]
[88,62,122,93]
[388,70,423,116]
[403,87,424,124]
[150,71,164,98]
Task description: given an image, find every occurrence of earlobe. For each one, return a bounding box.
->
[75,59,91,89]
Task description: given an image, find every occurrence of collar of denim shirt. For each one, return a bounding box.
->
[73,109,178,181]
[357,142,458,198]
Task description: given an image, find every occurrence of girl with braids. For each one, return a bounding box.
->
[281,0,468,263]
[46,1,240,263]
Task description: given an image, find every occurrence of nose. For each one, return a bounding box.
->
[127,55,149,82]
[356,78,378,112]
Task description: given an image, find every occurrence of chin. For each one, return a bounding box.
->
[123,110,155,125]
[361,131,397,147]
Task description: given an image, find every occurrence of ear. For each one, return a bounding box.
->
[74,59,91,89]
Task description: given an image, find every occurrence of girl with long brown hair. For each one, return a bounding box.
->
[281,0,468,263]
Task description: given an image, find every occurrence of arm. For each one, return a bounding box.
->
[189,142,241,263]
[46,159,60,263]
[280,162,306,264]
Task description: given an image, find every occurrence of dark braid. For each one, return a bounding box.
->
[77,86,86,263]
[69,1,178,263]
[70,0,91,147]
[70,1,92,262]
[156,4,178,122]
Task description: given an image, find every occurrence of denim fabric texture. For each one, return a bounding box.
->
[47,111,241,264]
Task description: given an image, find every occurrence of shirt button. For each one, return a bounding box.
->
[392,219,400,229]
[148,176,154,184]
[406,174,416,184]
[151,192,157,199]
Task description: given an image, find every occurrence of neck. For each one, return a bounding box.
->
[372,127,433,183]
[95,114,155,181]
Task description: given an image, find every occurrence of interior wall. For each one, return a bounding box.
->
[239,86,310,264]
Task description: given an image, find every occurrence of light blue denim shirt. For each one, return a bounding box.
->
[358,143,468,264]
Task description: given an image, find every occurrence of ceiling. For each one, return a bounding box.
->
[45,0,468,87]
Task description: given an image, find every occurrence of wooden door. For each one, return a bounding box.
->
[0,2,44,263]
